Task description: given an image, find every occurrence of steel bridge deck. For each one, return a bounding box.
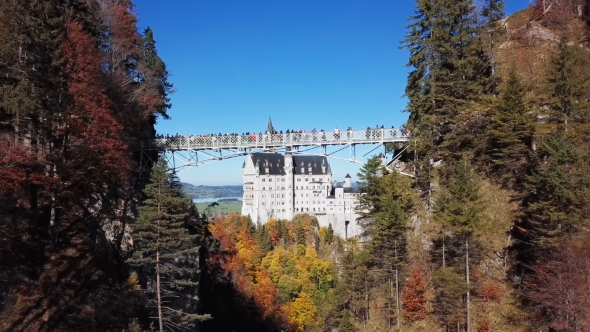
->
[142,129,408,152]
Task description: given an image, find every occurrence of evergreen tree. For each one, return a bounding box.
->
[481,0,505,23]
[480,0,505,93]
[325,223,334,245]
[370,185,413,329]
[486,65,534,188]
[136,27,173,119]
[296,222,307,246]
[545,33,587,131]
[356,156,384,232]
[522,134,578,251]
[128,158,209,332]
[434,159,487,332]
[402,0,487,206]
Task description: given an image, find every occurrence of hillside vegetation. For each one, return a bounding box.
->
[202,1,590,332]
[2,0,590,332]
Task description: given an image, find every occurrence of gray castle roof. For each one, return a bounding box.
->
[266,117,275,133]
[249,153,330,175]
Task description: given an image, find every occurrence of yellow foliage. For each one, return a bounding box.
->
[127,272,141,291]
[284,292,317,331]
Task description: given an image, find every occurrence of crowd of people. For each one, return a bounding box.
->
[152,125,409,146]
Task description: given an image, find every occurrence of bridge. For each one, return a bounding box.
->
[141,128,411,174]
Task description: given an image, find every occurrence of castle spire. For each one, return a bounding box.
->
[266,115,275,133]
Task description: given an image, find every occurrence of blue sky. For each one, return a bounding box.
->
[133,0,530,185]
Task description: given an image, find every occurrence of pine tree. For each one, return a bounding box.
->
[356,156,385,232]
[523,134,578,251]
[136,27,173,119]
[480,0,505,93]
[486,65,534,188]
[481,0,505,23]
[325,223,334,244]
[545,33,587,131]
[434,159,487,332]
[128,158,209,332]
[402,0,487,206]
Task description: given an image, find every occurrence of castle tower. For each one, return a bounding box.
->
[284,147,294,220]
[343,173,352,188]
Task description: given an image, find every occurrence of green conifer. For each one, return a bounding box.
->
[545,33,587,131]
[128,158,209,331]
[486,65,534,188]
[434,159,487,332]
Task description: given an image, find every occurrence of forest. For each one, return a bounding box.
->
[2,0,590,331]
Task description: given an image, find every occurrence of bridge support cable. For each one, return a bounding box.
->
[362,144,383,157]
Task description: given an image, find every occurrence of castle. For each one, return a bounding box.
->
[241,149,362,238]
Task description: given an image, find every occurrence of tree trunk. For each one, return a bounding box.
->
[465,237,471,332]
[442,229,446,267]
[396,268,401,331]
[156,185,164,332]
[365,275,369,326]
[156,249,164,332]
[394,243,401,331]
[388,277,392,332]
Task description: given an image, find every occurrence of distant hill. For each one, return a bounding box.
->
[180,183,243,199]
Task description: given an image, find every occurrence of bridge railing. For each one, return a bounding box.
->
[142,129,409,151]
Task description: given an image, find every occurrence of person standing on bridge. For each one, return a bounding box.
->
[334,126,340,139]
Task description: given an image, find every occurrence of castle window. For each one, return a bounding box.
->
[297,178,301,182]
[305,178,308,181]
[313,208,315,211]
[262,202,265,205]
[323,207,326,211]
[262,178,265,182]
[262,187,265,190]
[269,178,272,182]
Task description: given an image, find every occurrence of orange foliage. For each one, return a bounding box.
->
[267,219,280,246]
[0,139,29,194]
[253,270,280,318]
[478,317,491,332]
[0,138,52,198]
[478,280,501,302]
[209,214,284,321]
[62,21,130,179]
[401,265,428,320]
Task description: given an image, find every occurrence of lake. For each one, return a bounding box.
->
[192,196,243,204]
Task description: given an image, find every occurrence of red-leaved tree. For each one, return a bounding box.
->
[525,244,590,331]
[62,20,130,181]
[401,265,428,320]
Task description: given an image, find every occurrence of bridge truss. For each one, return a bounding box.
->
[140,129,411,175]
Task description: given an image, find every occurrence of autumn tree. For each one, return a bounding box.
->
[128,158,209,331]
[525,244,590,331]
[401,265,428,321]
